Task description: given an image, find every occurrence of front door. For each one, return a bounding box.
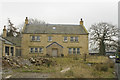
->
[52,49,58,57]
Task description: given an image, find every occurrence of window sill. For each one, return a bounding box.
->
[70,41,79,43]
[47,41,53,42]
[29,52,43,54]
[30,41,41,42]
[63,41,68,43]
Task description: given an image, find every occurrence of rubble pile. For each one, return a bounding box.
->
[2,56,57,69]
[29,57,57,66]
[2,56,32,69]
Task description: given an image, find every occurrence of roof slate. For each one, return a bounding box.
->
[23,24,88,35]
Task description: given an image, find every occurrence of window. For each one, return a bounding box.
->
[70,37,74,42]
[31,36,35,41]
[64,37,67,42]
[68,48,72,54]
[73,48,76,54]
[30,48,34,53]
[77,48,80,54]
[39,48,43,53]
[48,36,52,41]
[35,48,38,53]
[37,36,40,41]
[75,37,78,42]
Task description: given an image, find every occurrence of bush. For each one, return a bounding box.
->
[61,54,64,57]
[108,63,114,68]
[73,56,79,60]
[46,54,50,57]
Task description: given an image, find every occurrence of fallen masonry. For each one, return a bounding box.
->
[2,56,57,69]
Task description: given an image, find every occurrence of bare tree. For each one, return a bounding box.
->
[89,22,119,55]
[28,18,47,25]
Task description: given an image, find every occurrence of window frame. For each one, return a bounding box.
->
[64,36,68,42]
[30,48,34,53]
[39,48,43,53]
[70,37,74,42]
[73,48,76,54]
[77,48,80,54]
[75,37,78,42]
[68,48,72,54]
[48,36,52,41]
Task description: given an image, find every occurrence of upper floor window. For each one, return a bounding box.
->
[48,36,52,41]
[31,36,40,41]
[37,36,40,41]
[75,37,78,42]
[64,36,67,42]
[70,37,74,42]
[31,36,35,41]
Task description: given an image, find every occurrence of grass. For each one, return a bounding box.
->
[12,55,115,78]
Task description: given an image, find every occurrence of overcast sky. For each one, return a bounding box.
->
[0,0,119,34]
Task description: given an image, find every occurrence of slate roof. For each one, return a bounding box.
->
[23,24,88,35]
[46,42,64,48]
[0,36,14,45]
[5,36,21,47]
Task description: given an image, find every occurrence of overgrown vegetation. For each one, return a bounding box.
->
[8,55,115,78]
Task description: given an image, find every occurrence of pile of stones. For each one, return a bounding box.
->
[2,56,32,69]
[29,57,56,66]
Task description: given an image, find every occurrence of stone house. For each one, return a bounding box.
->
[1,26,21,57]
[0,36,16,56]
[21,17,89,57]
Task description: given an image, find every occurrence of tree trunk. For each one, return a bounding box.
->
[99,40,105,55]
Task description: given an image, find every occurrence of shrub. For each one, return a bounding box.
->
[61,54,64,57]
[46,54,50,57]
[73,56,79,60]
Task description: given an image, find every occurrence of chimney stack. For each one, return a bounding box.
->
[80,18,83,26]
[3,25,7,38]
[25,17,28,25]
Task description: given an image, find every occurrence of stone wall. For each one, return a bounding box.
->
[21,34,88,57]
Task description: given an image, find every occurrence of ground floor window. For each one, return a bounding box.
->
[68,48,80,54]
[30,47,43,53]
[68,48,72,54]
[5,46,9,56]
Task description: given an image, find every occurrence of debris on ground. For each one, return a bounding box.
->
[2,56,57,69]
[29,57,57,66]
[60,67,70,73]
